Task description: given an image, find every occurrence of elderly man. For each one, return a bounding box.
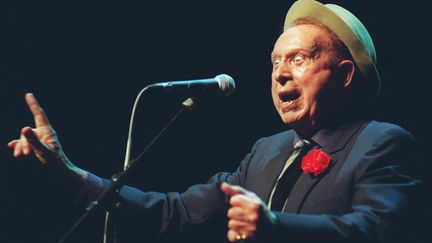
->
[9,0,421,242]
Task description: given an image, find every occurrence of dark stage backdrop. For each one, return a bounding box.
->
[1,0,431,242]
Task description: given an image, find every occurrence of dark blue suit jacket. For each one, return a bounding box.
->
[86,120,422,242]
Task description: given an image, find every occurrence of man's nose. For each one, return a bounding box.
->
[273,62,293,85]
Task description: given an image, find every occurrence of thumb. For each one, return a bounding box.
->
[221,182,246,198]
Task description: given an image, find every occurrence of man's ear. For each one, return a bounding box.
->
[337,60,355,88]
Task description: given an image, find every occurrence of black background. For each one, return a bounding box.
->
[1,0,431,242]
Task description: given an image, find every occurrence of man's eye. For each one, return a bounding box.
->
[273,58,281,66]
[292,55,305,64]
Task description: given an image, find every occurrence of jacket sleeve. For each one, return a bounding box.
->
[75,137,266,241]
[266,124,423,243]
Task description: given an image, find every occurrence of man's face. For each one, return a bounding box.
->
[271,24,343,135]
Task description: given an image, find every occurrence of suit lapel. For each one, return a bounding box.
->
[283,120,368,213]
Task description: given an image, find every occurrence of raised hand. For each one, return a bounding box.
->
[8,93,86,186]
[221,182,277,242]
[9,93,63,161]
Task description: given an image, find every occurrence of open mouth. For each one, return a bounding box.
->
[280,93,300,103]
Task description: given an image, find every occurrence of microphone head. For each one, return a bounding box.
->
[214,74,236,97]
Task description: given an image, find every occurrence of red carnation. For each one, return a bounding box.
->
[301,149,332,176]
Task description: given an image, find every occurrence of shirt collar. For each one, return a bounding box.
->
[293,127,336,149]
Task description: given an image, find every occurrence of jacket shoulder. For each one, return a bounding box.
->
[362,120,418,145]
[255,129,296,151]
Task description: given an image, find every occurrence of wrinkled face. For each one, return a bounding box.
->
[271,24,343,135]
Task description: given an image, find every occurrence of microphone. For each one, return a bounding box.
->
[147,74,235,97]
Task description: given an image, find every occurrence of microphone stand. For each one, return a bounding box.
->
[57,97,196,243]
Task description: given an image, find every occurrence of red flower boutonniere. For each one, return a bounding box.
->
[301,149,332,176]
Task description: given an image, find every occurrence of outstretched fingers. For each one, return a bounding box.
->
[8,127,32,158]
[8,93,62,165]
[25,93,51,128]
[9,127,47,159]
